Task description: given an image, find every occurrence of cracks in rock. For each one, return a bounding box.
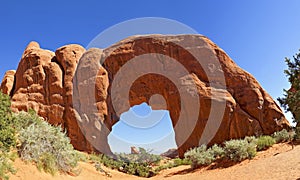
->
[51,56,67,129]
[43,65,50,106]
[257,88,268,133]
[99,53,118,127]
[227,102,236,138]
[51,57,65,87]
[10,73,17,97]
[229,87,266,134]
[213,47,265,135]
[72,50,77,58]
[73,70,81,114]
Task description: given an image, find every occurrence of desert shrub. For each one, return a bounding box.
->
[154,158,191,172]
[75,151,88,162]
[244,136,258,144]
[0,152,17,180]
[117,148,161,165]
[36,152,58,175]
[173,158,191,166]
[17,112,79,175]
[0,92,16,152]
[256,136,276,151]
[210,144,225,158]
[94,162,112,177]
[184,145,215,169]
[224,139,257,162]
[121,161,152,177]
[272,129,291,143]
[113,148,161,177]
[13,110,42,132]
[184,144,226,169]
[89,152,158,178]
[154,164,170,172]
[95,154,124,170]
[0,92,17,179]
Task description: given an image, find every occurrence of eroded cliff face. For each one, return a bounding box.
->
[0,35,290,157]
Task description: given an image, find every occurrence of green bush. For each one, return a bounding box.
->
[0,152,17,180]
[184,144,226,169]
[117,148,161,165]
[173,158,191,166]
[121,162,152,177]
[184,145,215,169]
[0,92,16,152]
[89,151,159,178]
[16,111,79,175]
[154,158,191,172]
[115,148,161,177]
[183,131,296,170]
[13,110,42,132]
[0,92,17,179]
[224,139,257,162]
[96,154,124,170]
[256,136,275,151]
[244,136,258,144]
[94,162,112,177]
[272,129,291,143]
[75,151,89,162]
[36,152,58,175]
[210,144,225,158]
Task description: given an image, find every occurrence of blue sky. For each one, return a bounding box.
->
[1,1,300,153]
[108,103,177,154]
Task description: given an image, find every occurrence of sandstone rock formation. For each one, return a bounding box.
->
[3,41,93,152]
[0,70,15,95]
[0,35,290,157]
[131,147,140,154]
[161,149,178,159]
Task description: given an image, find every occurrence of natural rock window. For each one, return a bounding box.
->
[108,103,177,154]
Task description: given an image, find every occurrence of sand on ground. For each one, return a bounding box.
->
[9,143,300,180]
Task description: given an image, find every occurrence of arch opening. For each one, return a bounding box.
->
[108,102,178,155]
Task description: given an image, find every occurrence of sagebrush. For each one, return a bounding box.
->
[184,145,216,169]
[224,139,257,161]
[272,129,292,143]
[256,136,275,151]
[16,111,79,175]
